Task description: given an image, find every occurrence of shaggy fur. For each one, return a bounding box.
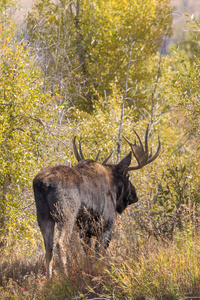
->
[33,152,138,278]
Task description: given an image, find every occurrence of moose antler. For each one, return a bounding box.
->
[73,137,112,164]
[123,124,161,171]
[73,137,84,162]
[102,151,113,165]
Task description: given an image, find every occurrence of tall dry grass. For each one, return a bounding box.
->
[1,219,200,299]
[101,230,200,299]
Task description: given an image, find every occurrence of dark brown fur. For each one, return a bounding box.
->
[33,153,138,278]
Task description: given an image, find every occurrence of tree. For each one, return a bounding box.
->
[130,15,200,240]
[26,0,172,111]
[160,14,200,141]
[0,10,57,247]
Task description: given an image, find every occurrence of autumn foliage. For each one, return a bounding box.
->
[0,0,200,299]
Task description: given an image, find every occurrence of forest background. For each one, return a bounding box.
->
[0,0,200,299]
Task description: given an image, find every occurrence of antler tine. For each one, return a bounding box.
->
[102,151,113,165]
[147,136,161,164]
[123,125,161,171]
[73,137,82,162]
[95,151,101,161]
[145,124,149,153]
[148,147,153,160]
[122,135,141,167]
[78,140,85,160]
[132,129,144,149]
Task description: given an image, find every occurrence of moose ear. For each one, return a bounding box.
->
[116,152,132,173]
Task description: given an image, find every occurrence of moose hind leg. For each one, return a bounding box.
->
[39,218,55,279]
[56,226,68,275]
[57,222,74,276]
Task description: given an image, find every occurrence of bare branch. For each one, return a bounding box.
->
[117,39,134,163]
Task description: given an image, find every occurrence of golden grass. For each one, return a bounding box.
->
[100,231,200,299]
[1,228,200,299]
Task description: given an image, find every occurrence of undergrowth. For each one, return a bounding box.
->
[1,225,200,300]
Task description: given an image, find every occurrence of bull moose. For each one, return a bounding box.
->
[33,125,161,278]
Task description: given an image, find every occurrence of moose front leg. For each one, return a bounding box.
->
[94,227,113,251]
[102,219,114,249]
[103,229,112,249]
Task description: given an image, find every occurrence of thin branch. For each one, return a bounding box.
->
[8,202,35,211]
[150,25,171,127]
[150,51,162,126]
[117,39,134,162]
[163,135,191,172]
